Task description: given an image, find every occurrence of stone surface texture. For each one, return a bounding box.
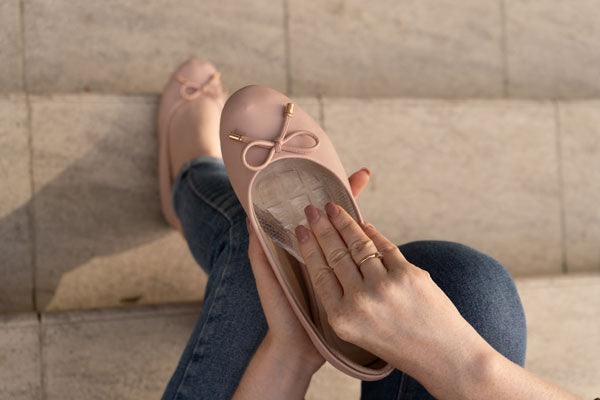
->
[307,362,360,400]
[0,95,32,313]
[559,101,600,272]
[0,0,599,97]
[0,314,41,399]
[0,274,594,399]
[506,0,600,98]
[41,305,200,400]
[30,95,206,311]
[517,274,600,398]
[0,0,22,92]
[22,0,285,94]
[289,0,503,97]
[323,98,561,276]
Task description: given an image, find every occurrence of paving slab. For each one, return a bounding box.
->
[323,98,561,276]
[559,101,600,272]
[0,314,41,400]
[22,0,285,94]
[0,0,22,92]
[30,95,206,311]
[517,274,600,398]
[307,362,360,400]
[0,95,33,313]
[39,302,357,400]
[506,0,600,98]
[294,96,322,125]
[41,304,200,400]
[288,0,503,97]
[32,274,598,399]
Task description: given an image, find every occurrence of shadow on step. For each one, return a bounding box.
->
[1,100,189,311]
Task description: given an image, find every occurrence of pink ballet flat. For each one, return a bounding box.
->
[220,85,394,381]
[157,59,226,232]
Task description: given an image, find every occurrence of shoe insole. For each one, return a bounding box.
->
[252,158,379,367]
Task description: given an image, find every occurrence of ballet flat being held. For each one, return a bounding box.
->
[234,168,580,400]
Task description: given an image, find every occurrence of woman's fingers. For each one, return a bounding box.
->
[295,225,343,309]
[348,168,370,198]
[360,221,409,274]
[324,202,388,280]
[304,205,363,290]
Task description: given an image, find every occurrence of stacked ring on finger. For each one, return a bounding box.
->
[358,251,384,268]
[298,202,389,282]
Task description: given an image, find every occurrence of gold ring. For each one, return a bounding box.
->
[358,251,384,268]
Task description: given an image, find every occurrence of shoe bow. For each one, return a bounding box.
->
[228,103,320,171]
[177,72,222,100]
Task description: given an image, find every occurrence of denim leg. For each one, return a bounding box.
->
[361,241,527,400]
[161,156,268,400]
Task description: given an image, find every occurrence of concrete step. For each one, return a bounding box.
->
[0,274,598,399]
[1,94,599,313]
[1,0,600,98]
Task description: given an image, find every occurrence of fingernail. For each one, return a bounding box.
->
[325,202,339,217]
[360,221,375,230]
[305,205,321,222]
[361,167,371,176]
[295,225,309,242]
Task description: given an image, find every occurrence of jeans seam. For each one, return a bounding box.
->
[395,372,407,400]
[169,224,234,400]
[186,169,237,227]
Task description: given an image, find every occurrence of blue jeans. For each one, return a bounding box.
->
[161,156,527,400]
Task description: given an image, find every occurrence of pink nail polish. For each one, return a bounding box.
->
[305,205,320,222]
[295,225,309,242]
[325,202,339,217]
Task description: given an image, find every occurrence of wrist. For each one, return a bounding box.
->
[454,343,503,399]
[407,327,501,400]
[262,331,323,377]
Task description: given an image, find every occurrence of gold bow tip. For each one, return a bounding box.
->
[177,72,219,85]
[228,132,243,142]
[284,103,294,117]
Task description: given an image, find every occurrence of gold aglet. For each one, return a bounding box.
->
[284,103,294,117]
[228,132,243,142]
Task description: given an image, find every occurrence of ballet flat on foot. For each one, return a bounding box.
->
[157,58,226,232]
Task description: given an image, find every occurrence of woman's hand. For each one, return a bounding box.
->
[241,168,579,400]
[245,168,371,374]
[294,202,496,399]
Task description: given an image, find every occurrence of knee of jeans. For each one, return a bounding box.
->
[399,240,514,289]
[399,240,527,365]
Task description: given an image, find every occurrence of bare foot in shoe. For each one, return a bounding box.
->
[168,93,226,181]
[157,59,227,231]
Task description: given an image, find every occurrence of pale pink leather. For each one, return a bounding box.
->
[157,59,225,232]
[231,105,320,171]
[220,85,394,381]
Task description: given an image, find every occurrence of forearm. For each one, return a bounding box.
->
[402,331,579,400]
[465,349,581,400]
[232,332,319,400]
[379,319,579,400]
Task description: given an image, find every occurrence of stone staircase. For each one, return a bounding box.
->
[0,0,599,399]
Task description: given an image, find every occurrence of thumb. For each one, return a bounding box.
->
[348,168,371,198]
